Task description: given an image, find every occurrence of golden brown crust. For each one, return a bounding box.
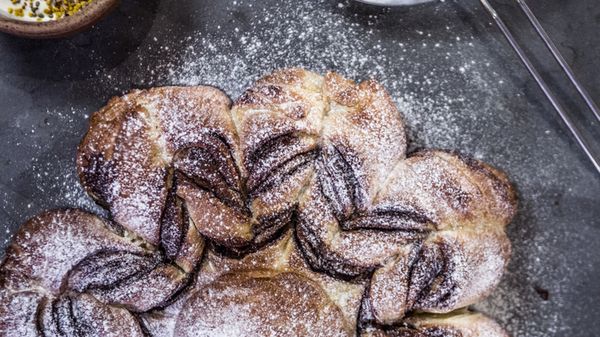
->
[174,271,353,337]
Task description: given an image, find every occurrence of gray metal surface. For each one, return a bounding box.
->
[0,0,598,336]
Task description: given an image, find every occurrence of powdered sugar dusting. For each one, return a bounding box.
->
[174,272,352,337]
[1,0,591,336]
[1,210,147,293]
[157,0,509,156]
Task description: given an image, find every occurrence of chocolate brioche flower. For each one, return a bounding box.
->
[0,68,517,337]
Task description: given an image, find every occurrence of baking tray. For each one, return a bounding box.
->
[0,0,598,336]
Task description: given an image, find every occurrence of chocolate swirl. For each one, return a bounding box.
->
[0,209,197,336]
[76,86,253,252]
[1,69,516,336]
[77,85,314,254]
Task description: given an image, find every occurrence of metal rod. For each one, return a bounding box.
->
[479,0,600,174]
[516,0,600,122]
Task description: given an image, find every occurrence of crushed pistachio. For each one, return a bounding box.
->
[5,0,94,21]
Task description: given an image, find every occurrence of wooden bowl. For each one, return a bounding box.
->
[0,0,119,39]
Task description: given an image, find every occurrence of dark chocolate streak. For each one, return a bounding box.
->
[245,132,316,194]
[253,209,295,248]
[405,241,458,311]
[149,268,193,311]
[249,150,316,197]
[211,209,293,258]
[357,278,376,330]
[160,173,189,261]
[91,266,188,313]
[359,293,465,337]
[415,242,458,310]
[40,293,140,337]
[35,297,47,337]
[405,244,442,310]
[175,130,315,255]
[356,245,440,331]
[359,240,457,327]
[246,133,296,173]
[368,326,463,337]
[235,84,285,106]
[53,295,75,336]
[136,316,154,337]
[79,153,115,208]
[67,250,160,293]
[295,216,375,280]
[317,144,364,221]
[341,209,432,232]
[174,133,245,212]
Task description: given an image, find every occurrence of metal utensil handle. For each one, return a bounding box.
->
[479,0,600,174]
[516,0,600,122]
